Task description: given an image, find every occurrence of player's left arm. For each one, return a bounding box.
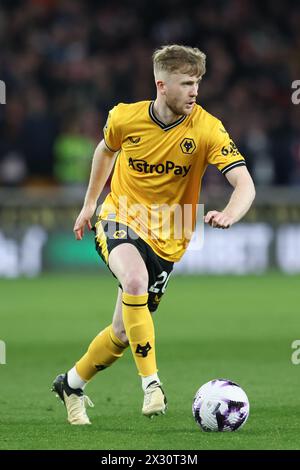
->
[204,166,255,229]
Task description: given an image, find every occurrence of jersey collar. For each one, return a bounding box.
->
[149,101,187,131]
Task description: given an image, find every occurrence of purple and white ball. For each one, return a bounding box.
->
[192,379,250,432]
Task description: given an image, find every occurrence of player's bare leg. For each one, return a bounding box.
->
[111,288,129,345]
[109,243,167,417]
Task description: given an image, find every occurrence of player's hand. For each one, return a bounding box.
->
[204,211,234,229]
[73,203,96,240]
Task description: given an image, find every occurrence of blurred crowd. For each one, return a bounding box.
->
[0,0,300,188]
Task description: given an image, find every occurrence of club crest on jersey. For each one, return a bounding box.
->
[128,157,191,177]
[180,138,196,154]
[128,136,141,144]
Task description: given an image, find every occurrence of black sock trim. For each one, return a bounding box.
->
[109,334,128,349]
[122,301,148,307]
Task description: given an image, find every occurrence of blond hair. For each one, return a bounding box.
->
[153,44,206,78]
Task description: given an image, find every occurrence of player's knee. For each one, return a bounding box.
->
[112,325,129,345]
[122,272,148,295]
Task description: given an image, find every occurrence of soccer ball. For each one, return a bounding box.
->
[192,379,249,432]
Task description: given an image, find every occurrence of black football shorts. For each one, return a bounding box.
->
[93,220,174,312]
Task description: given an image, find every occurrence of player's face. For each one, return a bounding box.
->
[163,72,201,116]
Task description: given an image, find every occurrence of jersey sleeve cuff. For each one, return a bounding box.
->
[103,137,120,153]
[221,160,246,175]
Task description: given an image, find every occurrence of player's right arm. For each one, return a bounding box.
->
[73,139,117,240]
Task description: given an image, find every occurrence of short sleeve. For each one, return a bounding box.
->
[206,121,246,175]
[103,105,122,152]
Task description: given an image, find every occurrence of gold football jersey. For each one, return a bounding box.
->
[98,101,246,262]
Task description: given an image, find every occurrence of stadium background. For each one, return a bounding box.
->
[1,0,300,451]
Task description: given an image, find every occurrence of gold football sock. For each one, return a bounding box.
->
[76,325,128,381]
[122,292,157,377]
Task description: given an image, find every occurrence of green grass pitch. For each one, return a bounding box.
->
[0,273,299,450]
